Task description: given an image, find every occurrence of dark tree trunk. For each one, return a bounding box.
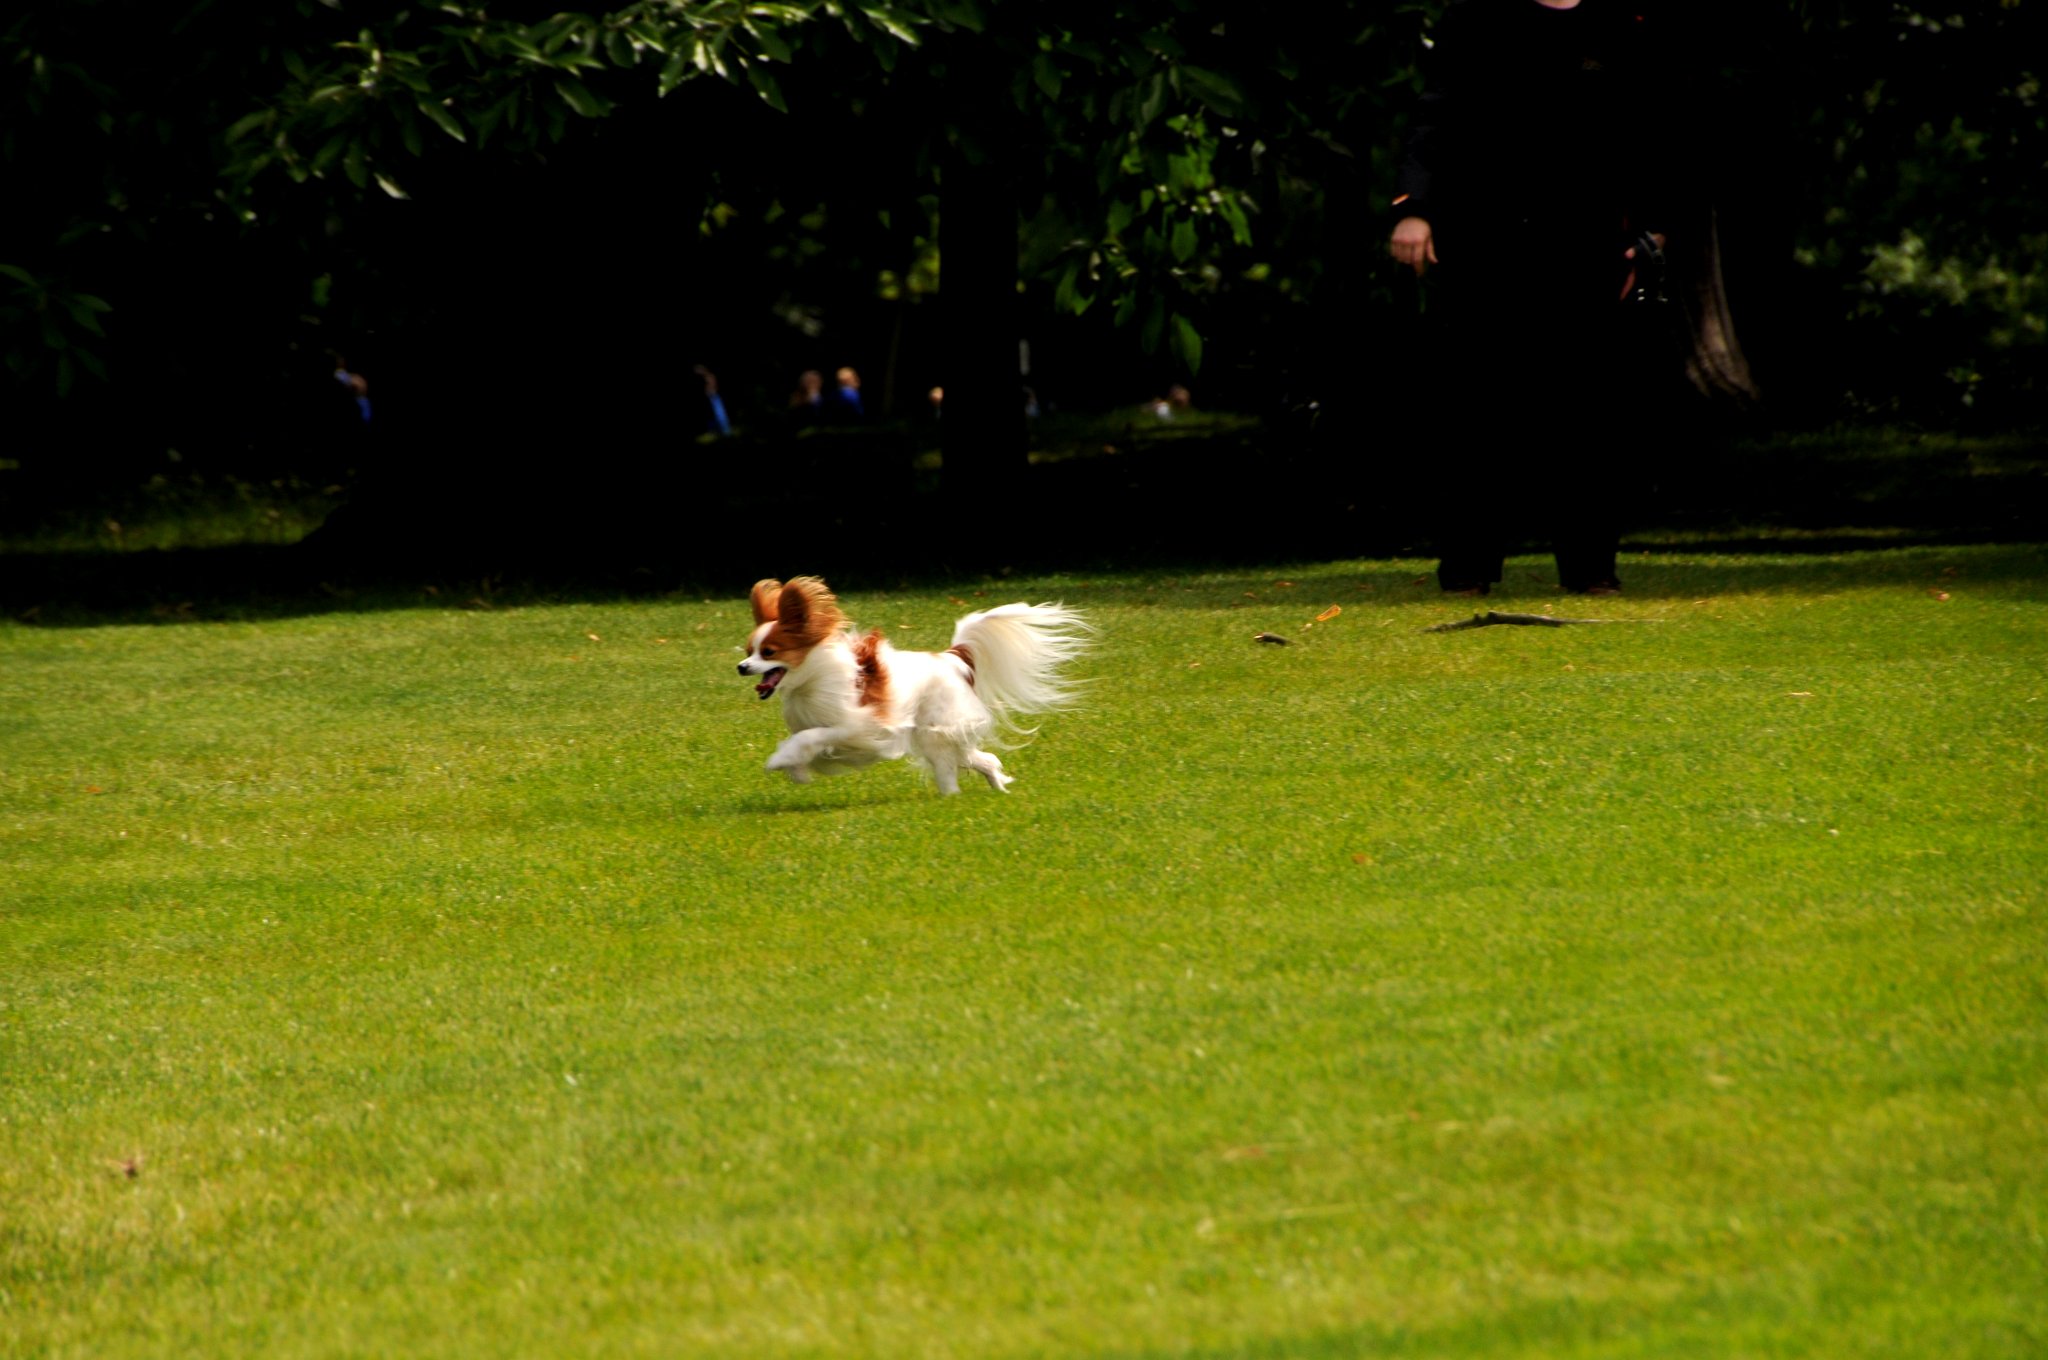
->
[1677,207,1761,407]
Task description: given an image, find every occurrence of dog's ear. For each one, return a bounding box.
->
[749,579,783,625]
[778,577,841,641]
[778,580,812,632]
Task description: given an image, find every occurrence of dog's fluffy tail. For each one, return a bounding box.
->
[950,602,1093,743]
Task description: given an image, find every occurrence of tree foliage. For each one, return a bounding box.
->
[252,2,1299,375]
[1799,3,2047,417]
[4,0,2044,423]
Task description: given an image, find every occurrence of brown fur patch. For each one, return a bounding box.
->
[946,643,976,688]
[852,629,892,713]
[775,576,845,646]
[744,576,846,676]
[752,633,819,672]
[749,579,784,625]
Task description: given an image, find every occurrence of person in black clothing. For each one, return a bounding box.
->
[1388,0,1672,596]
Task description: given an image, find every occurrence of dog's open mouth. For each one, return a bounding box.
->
[754,666,787,699]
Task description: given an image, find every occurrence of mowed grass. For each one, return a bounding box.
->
[3,546,2044,1359]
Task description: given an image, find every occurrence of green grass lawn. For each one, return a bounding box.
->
[4,546,2045,1358]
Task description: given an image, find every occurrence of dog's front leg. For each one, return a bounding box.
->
[766,733,817,783]
[767,725,865,782]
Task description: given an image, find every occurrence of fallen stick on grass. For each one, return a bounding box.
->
[1423,611,1666,633]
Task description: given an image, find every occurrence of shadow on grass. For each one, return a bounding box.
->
[685,786,927,817]
[4,423,2043,627]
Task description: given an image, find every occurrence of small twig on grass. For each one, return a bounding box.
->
[1424,611,1666,633]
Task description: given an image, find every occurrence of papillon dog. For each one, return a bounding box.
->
[737,577,1091,794]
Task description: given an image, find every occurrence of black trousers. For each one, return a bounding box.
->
[1422,228,1639,593]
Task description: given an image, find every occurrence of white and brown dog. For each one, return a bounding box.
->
[738,577,1090,794]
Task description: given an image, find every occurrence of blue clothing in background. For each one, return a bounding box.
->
[334,368,372,424]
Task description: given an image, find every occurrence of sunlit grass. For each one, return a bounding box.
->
[3,545,2044,1357]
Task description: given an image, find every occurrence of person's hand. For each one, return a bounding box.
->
[1389,216,1438,276]
[1619,231,1667,301]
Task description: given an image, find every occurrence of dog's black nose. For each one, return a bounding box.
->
[737,662,749,676]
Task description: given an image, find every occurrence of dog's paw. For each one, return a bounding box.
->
[782,764,814,785]
[970,753,1013,793]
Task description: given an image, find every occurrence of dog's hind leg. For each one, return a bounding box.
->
[927,748,963,796]
[965,749,1013,793]
[909,726,968,796]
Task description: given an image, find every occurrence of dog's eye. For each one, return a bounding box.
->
[760,645,777,658]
